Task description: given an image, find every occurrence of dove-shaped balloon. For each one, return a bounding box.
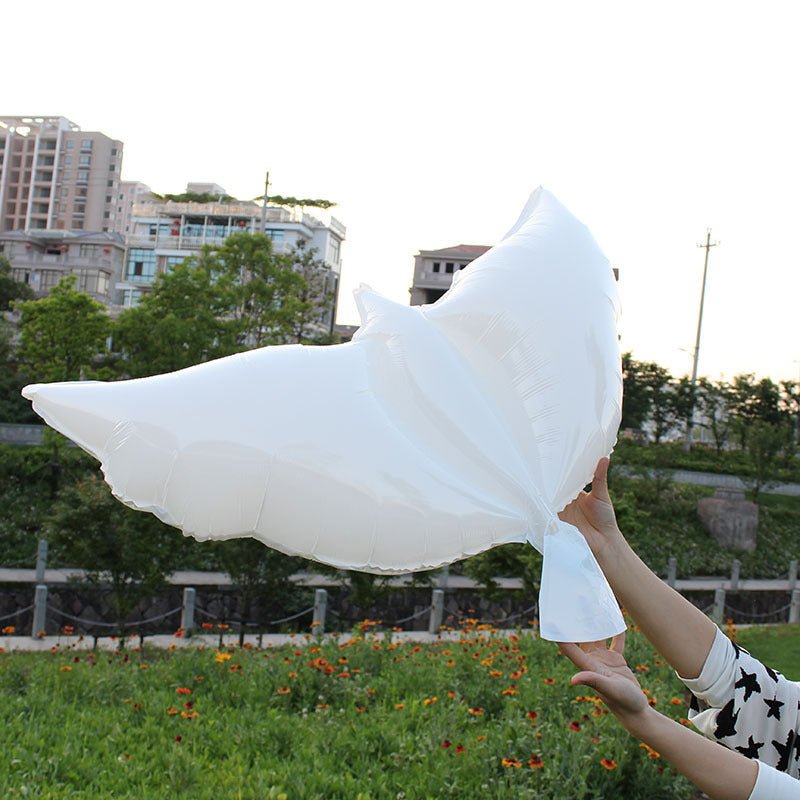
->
[22,187,624,642]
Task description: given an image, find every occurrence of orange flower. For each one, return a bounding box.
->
[526,710,538,720]
[528,754,544,770]
[355,706,366,713]
[600,758,617,770]
[475,735,487,742]
[1,626,15,635]
[467,707,484,716]
[670,698,683,705]
[181,710,199,719]
[287,672,298,678]
[176,687,192,696]
[440,740,451,748]
[501,757,522,768]
[502,686,518,696]
[276,687,291,695]
[59,666,72,672]
[455,744,465,754]
[489,670,503,678]
[446,660,455,667]
[423,696,438,706]
[447,691,456,699]
[543,677,556,685]
[166,708,179,715]
[635,665,649,672]
[568,721,581,732]
[394,703,405,710]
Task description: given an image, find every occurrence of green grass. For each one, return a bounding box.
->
[0,626,694,799]
[735,624,800,675]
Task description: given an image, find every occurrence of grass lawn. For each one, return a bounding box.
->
[0,623,695,800]
[735,624,800,676]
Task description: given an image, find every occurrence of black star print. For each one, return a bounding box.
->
[734,668,761,702]
[794,733,800,762]
[714,699,740,738]
[764,695,784,720]
[764,664,781,683]
[689,693,700,713]
[735,736,764,760]
[772,730,797,772]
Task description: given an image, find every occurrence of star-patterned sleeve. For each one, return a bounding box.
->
[677,627,800,798]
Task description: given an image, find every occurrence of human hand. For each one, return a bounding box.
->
[558,634,650,728]
[558,457,622,560]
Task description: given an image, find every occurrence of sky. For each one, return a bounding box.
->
[4,0,800,381]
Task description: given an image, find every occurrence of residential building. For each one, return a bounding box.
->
[113,181,155,237]
[409,244,491,306]
[0,116,123,233]
[0,229,125,307]
[185,182,227,196]
[119,196,346,333]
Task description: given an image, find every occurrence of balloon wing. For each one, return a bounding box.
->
[22,187,624,642]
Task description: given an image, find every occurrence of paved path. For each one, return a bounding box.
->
[618,465,800,497]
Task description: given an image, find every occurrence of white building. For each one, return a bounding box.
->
[409,244,492,306]
[119,197,346,333]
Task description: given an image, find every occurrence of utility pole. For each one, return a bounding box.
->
[685,229,719,450]
[260,170,270,234]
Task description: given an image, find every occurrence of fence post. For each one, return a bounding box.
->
[312,589,328,633]
[31,584,47,637]
[181,587,196,635]
[790,560,798,593]
[667,557,677,589]
[790,589,800,625]
[711,588,726,625]
[730,560,741,591]
[35,539,48,584]
[429,589,445,635]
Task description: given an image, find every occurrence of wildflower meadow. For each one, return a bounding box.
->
[0,620,697,799]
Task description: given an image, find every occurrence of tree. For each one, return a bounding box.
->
[14,276,109,383]
[44,475,185,628]
[742,420,787,502]
[112,260,237,378]
[211,539,311,640]
[640,362,678,444]
[0,255,33,310]
[696,378,732,454]
[0,318,37,422]
[286,239,335,343]
[728,374,785,449]
[671,375,696,442]
[192,232,306,347]
[620,353,652,431]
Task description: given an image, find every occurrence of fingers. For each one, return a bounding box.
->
[558,641,596,672]
[591,457,611,502]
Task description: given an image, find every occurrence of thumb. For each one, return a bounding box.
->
[591,458,612,504]
[571,670,615,698]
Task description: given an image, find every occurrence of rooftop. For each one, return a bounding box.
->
[419,244,492,259]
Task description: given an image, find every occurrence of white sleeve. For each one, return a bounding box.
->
[677,627,800,780]
[749,761,800,799]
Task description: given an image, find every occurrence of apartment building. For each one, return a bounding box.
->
[0,229,125,307]
[409,244,492,306]
[119,195,346,333]
[0,116,123,234]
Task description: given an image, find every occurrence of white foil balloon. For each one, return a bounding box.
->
[22,187,624,642]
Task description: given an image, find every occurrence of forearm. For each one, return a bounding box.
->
[598,533,717,678]
[625,707,758,800]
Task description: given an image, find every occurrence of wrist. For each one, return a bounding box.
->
[618,705,662,740]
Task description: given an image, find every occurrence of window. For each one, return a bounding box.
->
[72,219,83,229]
[65,140,74,150]
[445,263,454,273]
[107,179,113,187]
[266,229,285,243]
[63,155,72,166]
[459,263,467,270]
[105,195,112,203]
[74,204,86,215]
[79,244,96,257]
[103,211,110,219]
[76,187,88,197]
[165,256,187,271]
[126,248,157,282]
[79,154,91,166]
[80,139,93,151]
[432,262,441,273]
[77,170,89,183]
[111,148,117,156]
[109,164,115,172]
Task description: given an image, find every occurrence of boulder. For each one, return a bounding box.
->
[697,488,758,553]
